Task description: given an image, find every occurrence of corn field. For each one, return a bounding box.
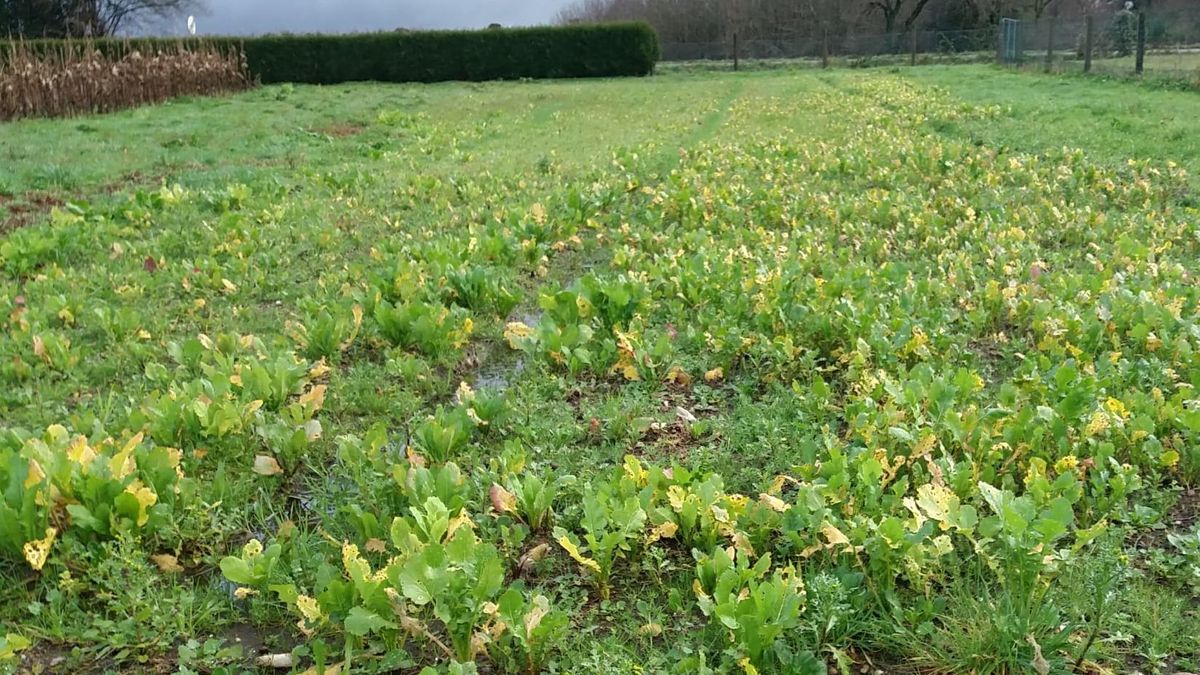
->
[0,41,254,122]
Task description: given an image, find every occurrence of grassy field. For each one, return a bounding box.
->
[2,65,1199,674]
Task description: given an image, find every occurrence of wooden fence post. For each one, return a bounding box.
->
[1135,11,1146,75]
[733,31,740,71]
[1084,15,1094,73]
[911,29,918,66]
[822,29,829,69]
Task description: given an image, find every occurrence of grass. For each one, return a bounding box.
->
[2,65,1199,673]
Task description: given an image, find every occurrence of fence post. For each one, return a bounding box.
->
[1083,15,1094,73]
[733,31,740,72]
[1044,11,1056,72]
[822,29,829,69]
[1135,12,1146,75]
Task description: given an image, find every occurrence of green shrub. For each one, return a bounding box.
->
[3,23,660,85]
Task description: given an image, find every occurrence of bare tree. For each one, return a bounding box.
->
[69,0,205,36]
[1,0,203,37]
[1029,0,1058,18]
[867,0,935,32]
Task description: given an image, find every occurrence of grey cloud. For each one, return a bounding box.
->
[178,0,574,35]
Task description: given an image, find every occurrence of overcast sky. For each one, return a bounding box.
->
[180,0,574,36]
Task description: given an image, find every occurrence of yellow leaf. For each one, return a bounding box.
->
[151,553,184,573]
[504,321,535,350]
[365,538,387,554]
[759,493,789,512]
[730,531,754,556]
[645,520,678,545]
[665,365,693,386]
[738,656,760,675]
[557,536,601,575]
[108,433,142,480]
[298,384,327,412]
[253,455,284,476]
[623,455,648,486]
[23,459,45,489]
[125,481,158,527]
[31,335,47,362]
[704,367,724,382]
[1,633,32,661]
[309,359,333,379]
[446,509,475,540]
[821,522,850,547]
[296,595,323,622]
[339,305,363,352]
[67,436,97,469]
[22,527,57,571]
[638,622,663,636]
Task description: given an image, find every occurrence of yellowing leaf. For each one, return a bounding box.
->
[309,359,332,379]
[125,480,158,527]
[525,595,551,635]
[298,384,327,412]
[646,520,678,545]
[446,509,475,540]
[339,305,364,352]
[108,432,142,480]
[504,321,535,350]
[22,527,57,571]
[31,335,47,363]
[623,454,648,486]
[151,553,184,573]
[759,493,789,512]
[23,459,45,489]
[296,595,323,622]
[67,436,97,469]
[253,455,284,476]
[1161,450,1180,468]
[490,484,517,514]
[704,367,724,382]
[820,522,850,547]
[665,365,693,386]
[557,536,601,575]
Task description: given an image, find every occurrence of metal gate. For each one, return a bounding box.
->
[999,18,1022,64]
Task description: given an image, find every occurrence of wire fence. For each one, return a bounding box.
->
[657,7,1200,85]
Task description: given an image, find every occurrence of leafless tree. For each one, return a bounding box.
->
[81,0,205,36]
[867,0,936,32]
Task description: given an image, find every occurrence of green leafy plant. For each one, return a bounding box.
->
[554,482,647,599]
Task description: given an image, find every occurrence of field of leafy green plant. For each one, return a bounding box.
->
[2,67,1199,674]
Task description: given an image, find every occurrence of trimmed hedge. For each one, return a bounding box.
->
[3,23,660,84]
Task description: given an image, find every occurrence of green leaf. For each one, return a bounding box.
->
[1,633,32,661]
[344,606,395,636]
[219,557,255,585]
[65,504,100,531]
